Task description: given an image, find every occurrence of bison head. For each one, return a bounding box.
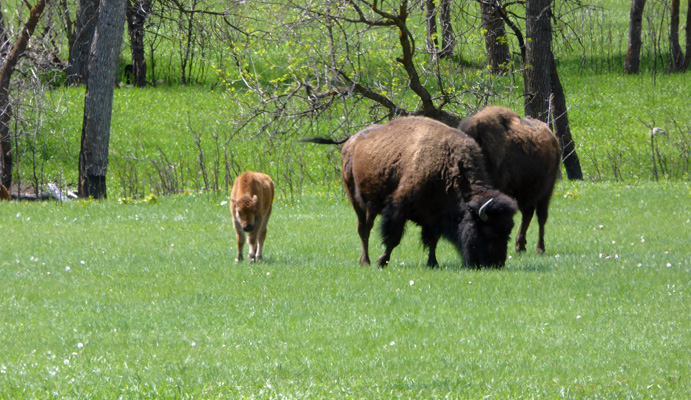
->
[232,194,259,232]
[458,191,517,268]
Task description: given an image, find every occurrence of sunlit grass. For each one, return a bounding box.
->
[1,181,689,398]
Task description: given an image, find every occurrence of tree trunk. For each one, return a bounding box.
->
[78,0,127,199]
[550,57,583,180]
[439,0,455,59]
[66,0,99,85]
[685,0,691,70]
[127,0,152,86]
[481,0,511,74]
[524,0,583,180]
[668,0,686,72]
[424,0,438,57]
[624,0,646,74]
[523,0,552,122]
[0,0,46,190]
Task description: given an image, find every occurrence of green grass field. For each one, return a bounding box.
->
[2,181,690,398]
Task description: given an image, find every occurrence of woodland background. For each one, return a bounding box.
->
[0,0,689,199]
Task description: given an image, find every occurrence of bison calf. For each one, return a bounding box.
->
[0,184,9,201]
[303,116,517,268]
[230,171,274,262]
[459,106,561,254]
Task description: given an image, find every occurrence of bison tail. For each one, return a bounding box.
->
[298,137,350,145]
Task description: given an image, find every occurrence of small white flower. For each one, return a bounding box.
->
[576,315,582,319]
[65,266,71,272]
[64,359,70,365]
[409,280,414,286]
[666,263,672,267]
[80,261,86,265]
[389,341,395,346]
[191,342,196,347]
[77,343,84,349]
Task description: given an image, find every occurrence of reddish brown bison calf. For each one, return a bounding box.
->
[303,116,518,268]
[459,106,561,254]
[230,171,274,262]
[0,184,9,201]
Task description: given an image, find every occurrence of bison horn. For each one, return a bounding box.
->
[478,198,494,222]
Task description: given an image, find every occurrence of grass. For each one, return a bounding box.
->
[1,181,690,398]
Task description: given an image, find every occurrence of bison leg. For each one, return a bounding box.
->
[354,207,376,265]
[247,230,259,262]
[515,206,535,253]
[421,226,441,267]
[535,197,550,254]
[256,222,268,261]
[377,205,406,267]
[234,220,246,262]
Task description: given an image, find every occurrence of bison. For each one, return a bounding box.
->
[230,171,275,262]
[303,116,518,268]
[0,184,9,201]
[459,106,561,254]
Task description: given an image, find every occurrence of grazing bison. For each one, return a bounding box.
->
[303,116,518,268]
[459,106,561,253]
[230,171,275,262]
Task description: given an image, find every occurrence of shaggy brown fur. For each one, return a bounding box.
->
[459,106,561,253]
[230,171,275,262]
[0,184,9,201]
[304,116,518,268]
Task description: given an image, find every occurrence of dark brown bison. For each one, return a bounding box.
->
[459,106,561,253]
[230,171,275,262]
[303,116,518,268]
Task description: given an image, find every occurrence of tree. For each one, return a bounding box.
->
[438,0,454,59]
[480,0,511,74]
[523,0,552,122]
[127,0,154,86]
[523,0,582,179]
[624,0,646,74]
[424,0,455,59]
[78,0,127,198]
[424,0,438,57]
[0,0,47,190]
[667,0,690,72]
[66,0,98,85]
